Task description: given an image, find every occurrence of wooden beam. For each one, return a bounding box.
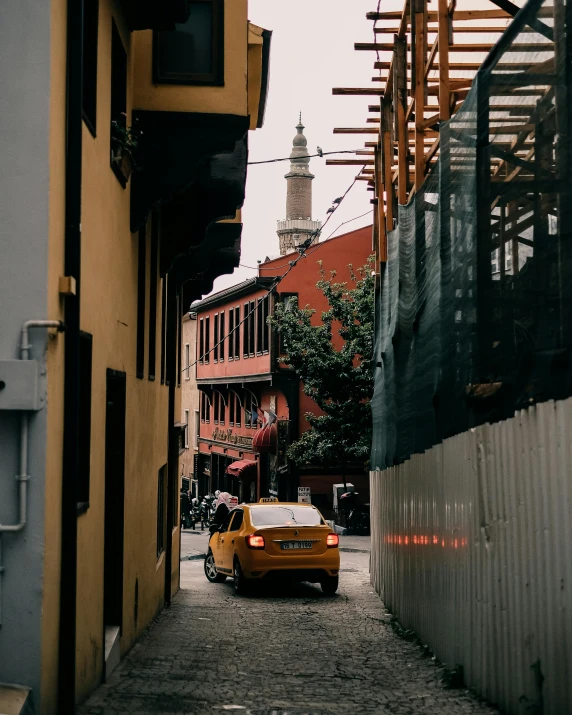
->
[367,9,511,21]
[414,7,427,190]
[375,25,509,34]
[438,0,450,120]
[325,159,376,166]
[332,88,384,95]
[333,128,380,134]
[395,35,409,204]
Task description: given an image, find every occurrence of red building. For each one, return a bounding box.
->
[192,119,372,512]
[192,223,372,512]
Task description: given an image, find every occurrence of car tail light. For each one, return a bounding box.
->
[246,534,265,549]
[326,533,339,548]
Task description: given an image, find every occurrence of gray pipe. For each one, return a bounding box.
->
[0,320,64,624]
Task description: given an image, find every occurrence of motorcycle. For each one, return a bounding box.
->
[338,491,370,536]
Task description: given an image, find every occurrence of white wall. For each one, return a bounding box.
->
[370,397,572,714]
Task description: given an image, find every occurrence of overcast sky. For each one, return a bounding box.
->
[209,0,385,294]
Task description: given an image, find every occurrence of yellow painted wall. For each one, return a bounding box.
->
[42,0,68,710]
[132,0,248,116]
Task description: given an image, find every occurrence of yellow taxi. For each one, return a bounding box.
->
[203,499,340,595]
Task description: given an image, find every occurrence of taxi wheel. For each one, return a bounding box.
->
[233,559,249,596]
[204,550,226,583]
[321,576,339,596]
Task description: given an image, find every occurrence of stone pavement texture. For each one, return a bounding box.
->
[79,550,499,715]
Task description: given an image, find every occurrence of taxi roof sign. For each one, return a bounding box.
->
[259,497,279,503]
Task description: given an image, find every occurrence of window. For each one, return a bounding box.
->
[262,295,270,352]
[213,391,219,423]
[256,298,263,354]
[184,343,190,378]
[256,295,270,354]
[148,212,159,380]
[205,316,210,363]
[199,318,204,364]
[194,409,200,443]
[110,22,127,174]
[153,0,224,86]
[244,392,258,429]
[234,306,240,359]
[229,390,235,425]
[184,409,189,448]
[219,391,225,425]
[249,301,255,356]
[213,314,219,361]
[228,308,234,359]
[228,510,244,532]
[160,277,167,383]
[250,505,322,527]
[219,312,225,361]
[157,465,167,558]
[77,331,93,511]
[83,0,99,134]
[136,227,146,379]
[243,303,249,357]
[234,391,241,427]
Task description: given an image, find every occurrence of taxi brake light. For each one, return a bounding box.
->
[326,533,339,548]
[246,534,265,549]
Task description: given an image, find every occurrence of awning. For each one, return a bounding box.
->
[252,423,277,454]
[226,459,257,479]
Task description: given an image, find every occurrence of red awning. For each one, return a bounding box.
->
[226,459,257,478]
[252,423,278,454]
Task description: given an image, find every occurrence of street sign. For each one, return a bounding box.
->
[298,486,311,504]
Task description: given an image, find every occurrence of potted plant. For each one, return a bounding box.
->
[110,113,142,185]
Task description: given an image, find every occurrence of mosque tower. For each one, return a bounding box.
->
[276,115,322,256]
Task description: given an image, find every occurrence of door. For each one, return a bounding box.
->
[222,510,244,572]
[103,370,126,631]
[214,512,233,570]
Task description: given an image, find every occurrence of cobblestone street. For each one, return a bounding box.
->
[80,542,499,715]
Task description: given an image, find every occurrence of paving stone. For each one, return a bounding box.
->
[78,551,498,715]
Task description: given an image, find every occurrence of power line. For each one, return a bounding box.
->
[247,149,361,166]
[182,174,360,372]
[322,209,374,242]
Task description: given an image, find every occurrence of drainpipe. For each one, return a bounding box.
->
[59,0,83,709]
[0,320,64,625]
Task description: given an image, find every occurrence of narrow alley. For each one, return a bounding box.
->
[79,540,499,715]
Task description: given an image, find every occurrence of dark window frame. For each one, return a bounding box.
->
[136,227,146,379]
[205,315,210,363]
[199,317,205,364]
[234,306,240,359]
[228,308,234,360]
[77,331,93,514]
[219,312,225,362]
[152,0,225,87]
[160,277,167,384]
[249,300,255,357]
[148,212,158,380]
[110,21,128,186]
[243,302,249,357]
[82,0,99,136]
[213,313,219,362]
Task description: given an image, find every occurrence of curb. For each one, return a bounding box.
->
[181,553,206,561]
[339,547,370,553]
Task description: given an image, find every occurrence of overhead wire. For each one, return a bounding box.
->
[247,149,362,165]
[181,173,361,373]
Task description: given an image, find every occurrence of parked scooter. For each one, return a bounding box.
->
[339,491,370,535]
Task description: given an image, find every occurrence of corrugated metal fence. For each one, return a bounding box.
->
[370,397,572,714]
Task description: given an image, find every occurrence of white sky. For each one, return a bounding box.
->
[209,0,384,294]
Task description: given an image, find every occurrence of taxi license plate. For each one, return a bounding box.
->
[281,541,312,550]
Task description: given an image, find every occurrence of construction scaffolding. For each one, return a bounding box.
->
[331,0,572,468]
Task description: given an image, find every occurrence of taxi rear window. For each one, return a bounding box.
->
[250,505,322,527]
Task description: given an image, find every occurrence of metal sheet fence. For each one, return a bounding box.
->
[370,396,572,715]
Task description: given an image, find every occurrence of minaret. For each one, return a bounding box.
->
[276,115,322,255]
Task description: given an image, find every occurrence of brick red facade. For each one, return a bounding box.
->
[192,224,373,511]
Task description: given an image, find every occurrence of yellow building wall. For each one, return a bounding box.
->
[132,0,248,116]
[43,0,182,708]
[42,0,68,710]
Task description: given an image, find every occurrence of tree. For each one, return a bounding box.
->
[269,256,375,479]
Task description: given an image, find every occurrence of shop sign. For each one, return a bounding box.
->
[211,427,253,448]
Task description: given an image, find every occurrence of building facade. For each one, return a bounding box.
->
[0,2,270,712]
[192,223,372,512]
[180,313,200,496]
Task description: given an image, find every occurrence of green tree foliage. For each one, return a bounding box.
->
[269,256,375,470]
